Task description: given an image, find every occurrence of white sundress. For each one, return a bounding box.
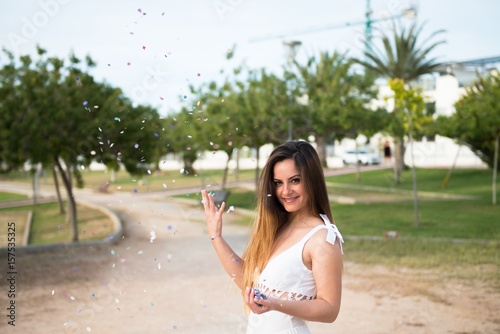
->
[246,214,344,334]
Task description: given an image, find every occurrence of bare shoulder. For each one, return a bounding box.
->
[306,225,343,258]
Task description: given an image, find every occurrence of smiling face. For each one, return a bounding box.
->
[273,158,308,215]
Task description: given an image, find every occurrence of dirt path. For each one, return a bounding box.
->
[0,183,499,333]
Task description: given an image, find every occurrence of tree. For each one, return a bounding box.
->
[295,51,382,168]
[0,47,163,240]
[388,78,431,225]
[353,21,445,183]
[438,71,500,204]
[195,79,245,189]
[237,68,291,184]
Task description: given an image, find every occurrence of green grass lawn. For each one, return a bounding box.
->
[0,202,115,245]
[0,191,28,201]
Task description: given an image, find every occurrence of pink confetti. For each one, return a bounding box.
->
[142,46,146,50]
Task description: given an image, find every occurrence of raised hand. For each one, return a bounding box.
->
[201,189,226,240]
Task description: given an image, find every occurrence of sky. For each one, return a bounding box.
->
[1,0,499,116]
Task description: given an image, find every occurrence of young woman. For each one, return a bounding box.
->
[202,140,344,334]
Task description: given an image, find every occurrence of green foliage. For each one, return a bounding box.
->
[438,71,500,169]
[387,78,433,138]
[294,51,386,165]
[354,21,446,82]
[0,47,163,178]
[295,51,379,139]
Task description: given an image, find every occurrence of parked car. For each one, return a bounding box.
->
[342,149,381,165]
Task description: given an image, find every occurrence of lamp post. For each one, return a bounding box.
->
[283,40,301,141]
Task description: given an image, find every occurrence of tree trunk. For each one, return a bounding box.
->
[442,143,462,189]
[355,140,361,182]
[254,146,261,190]
[31,171,38,206]
[31,163,42,205]
[405,100,419,227]
[221,149,234,190]
[53,164,65,214]
[55,157,78,242]
[182,157,196,175]
[393,136,405,184]
[493,134,499,205]
[316,135,328,168]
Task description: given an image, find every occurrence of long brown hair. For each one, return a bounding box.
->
[241,140,333,289]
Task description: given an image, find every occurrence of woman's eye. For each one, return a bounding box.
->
[273,181,282,186]
[291,178,300,184]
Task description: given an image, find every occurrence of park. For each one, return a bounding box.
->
[1,1,499,333]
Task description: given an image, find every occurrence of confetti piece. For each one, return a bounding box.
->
[150,231,156,243]
[70,296,76,301]
[86,327,92,332]
[226,206,235,213]
[127,62,131,66]
[82,100,88,106]
[51,290,55,295]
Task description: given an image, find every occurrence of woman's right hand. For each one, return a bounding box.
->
[201,189,226,239]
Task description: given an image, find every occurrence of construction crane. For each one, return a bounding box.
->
[249,0,418,56]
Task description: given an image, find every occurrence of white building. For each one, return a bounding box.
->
[334,56,500,169]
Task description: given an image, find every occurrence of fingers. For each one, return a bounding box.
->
[244,286,270,314]
[201,189,225,213]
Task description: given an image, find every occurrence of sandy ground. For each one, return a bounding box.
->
[0,185,499,334]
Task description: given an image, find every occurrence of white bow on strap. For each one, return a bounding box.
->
[320,214,344,254]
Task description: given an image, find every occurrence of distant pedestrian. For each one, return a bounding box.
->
[383,140,392,167]
[202,140,344,334]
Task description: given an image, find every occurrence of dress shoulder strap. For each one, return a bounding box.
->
[319,214,344,254]
[298,215,344,254]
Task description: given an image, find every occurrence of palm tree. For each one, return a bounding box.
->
[354,21,445,182]
[353,21,445,226]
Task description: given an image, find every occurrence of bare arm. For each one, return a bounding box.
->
[201,189,244,290]
[244,230,343,322]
